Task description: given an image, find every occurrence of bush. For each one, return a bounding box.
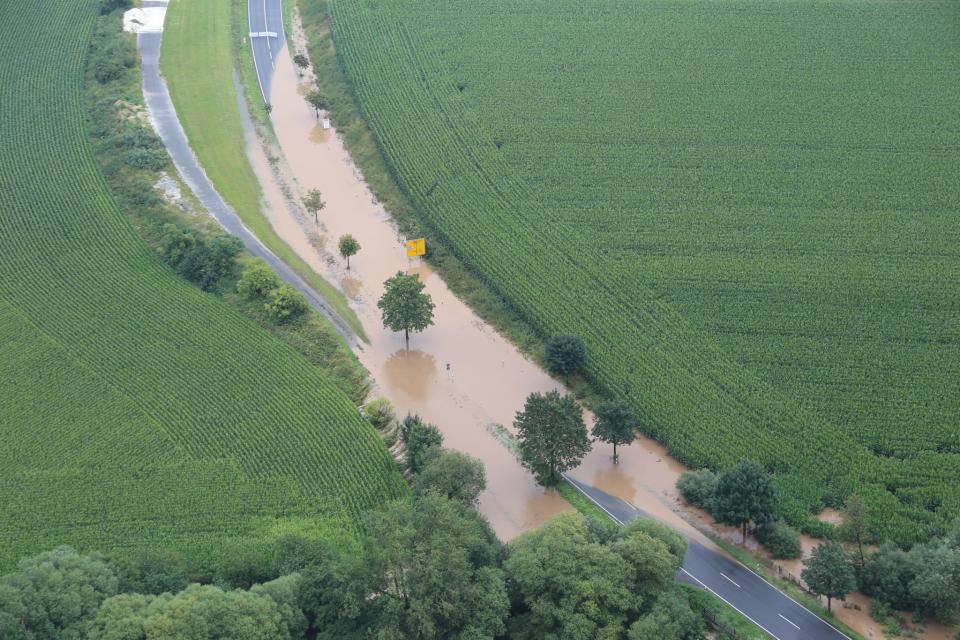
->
[99,0,132,14]
[362,397,395,431]
[544,334,586,380]
[676,469,718,511]
[400,415,443,474]
[237,259,281,299]
[755,520,802,559]
[122,147,168,170]
[413,450,486,504]
[265,284,309,323]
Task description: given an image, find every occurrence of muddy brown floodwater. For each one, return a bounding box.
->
[246,15,952,638]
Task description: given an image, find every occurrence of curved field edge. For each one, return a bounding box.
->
[0,0,402,570]
[160,0,366,340]
[313,0,960,545]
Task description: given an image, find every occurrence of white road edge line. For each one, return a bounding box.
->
[562,476,781,640]
[720,573,741,588]
[562,475,624,525]
[248,0,267,102]
[679,568,781,640]
[779,614,800,630]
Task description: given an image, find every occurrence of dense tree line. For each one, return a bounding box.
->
[1,430,712,640]
[678,463,960,625]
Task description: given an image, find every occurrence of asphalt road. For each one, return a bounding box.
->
[138,1,356,345]
[247,0,286,103]
[564,475,851,640]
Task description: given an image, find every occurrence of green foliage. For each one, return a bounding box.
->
[801,542,857,613]
[544,334,586,381]
[337,234,360,268]
[159,224,243,291]
[301,188,325,222]
[504,512,684,639]
[0,0,402,568]
[99,0,131,14]
[712,461,777,542]
[362,397,396,432]
[90,584,290,640]
[591,400,635,463]
[265,284,310,324]
[360,494,509,639]
[401,415,444,474]
[0,547,119,640]
[237,258,282,299]
[514,390,591,486]
[628,589,705,640]
[305,90,329,115]
[326,0,960,547]
[414,450,486,505]
[377,271,435,345]
[676,470,718,512]
[113,549,189,596]
[755,521,802,560]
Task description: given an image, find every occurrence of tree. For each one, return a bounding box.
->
[504,512,683,640]
[676,469,718,511]
[112,548,189,596]
[514,390,591,486]
[90,584,291,640]
[839,493,870,569]
[0,546,119,640]
[292,54,309,77]
[377,271,435,347]
[304,90,328,118]
[544,334,586,382]
[801,542,856,613]
[400,415,443,474]
[627,589,705,640]
[337,234,360,269]
[236,258,281,299]
[301,188,325,223]
[755,520,802,560]
[592,400,635,463]
[712,460,776,544]
[360,494,508,639]
[265,284,309,323]
[414,450,486,505]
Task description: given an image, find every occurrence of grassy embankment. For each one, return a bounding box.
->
[0,0,403,570]
[161,0,364,338]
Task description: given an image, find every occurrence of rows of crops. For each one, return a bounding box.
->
[0,0,404,568]
[326,0,960,544]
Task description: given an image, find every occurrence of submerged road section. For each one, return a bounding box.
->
[137,0,356,345]
[564,475,852,640]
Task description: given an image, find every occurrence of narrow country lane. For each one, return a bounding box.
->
[137,0,357,344]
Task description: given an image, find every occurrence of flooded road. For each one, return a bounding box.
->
[264,33,573,538]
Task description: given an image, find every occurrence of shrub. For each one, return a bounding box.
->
[755,520,802,559]
[265,284,309,323]
[362,397,395,431]
[400,415,443,474]
[676,469,718,511]
[544,334,586,380]
[237,259,281,299]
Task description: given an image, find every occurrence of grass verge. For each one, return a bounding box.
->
[161,0,365,339]
[89,5,369,403]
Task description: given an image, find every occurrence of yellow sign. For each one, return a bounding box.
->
[406,238,426,257]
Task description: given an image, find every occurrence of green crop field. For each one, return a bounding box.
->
[0,0,403,569]
[324,0,960,544]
